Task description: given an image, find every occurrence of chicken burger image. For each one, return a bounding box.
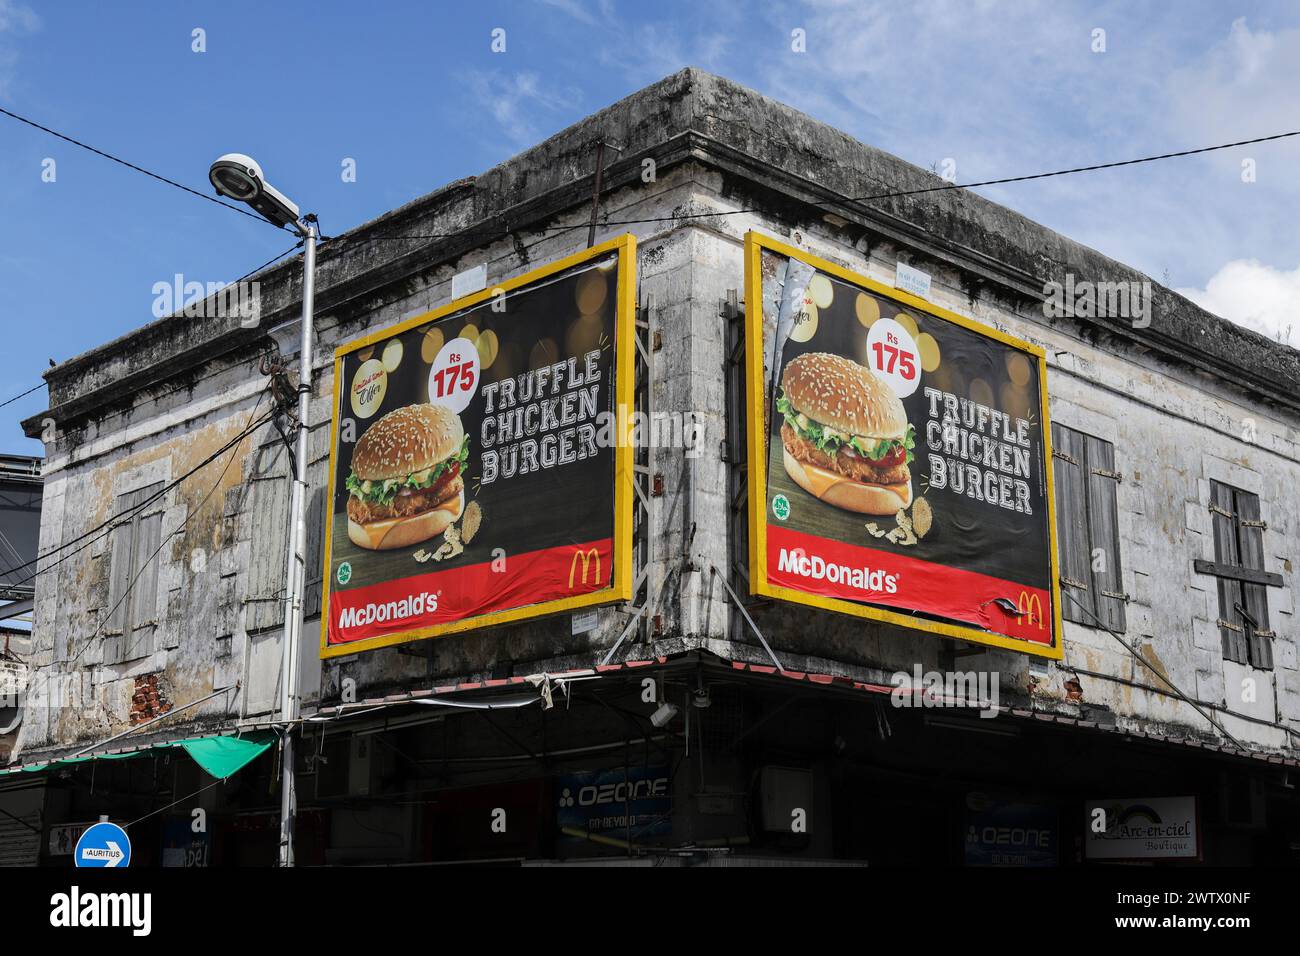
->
[776,352,915,515]
[345,403,469,550]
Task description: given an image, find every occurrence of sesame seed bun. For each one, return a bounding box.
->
[780,352,906,441]
[351,403,464,481]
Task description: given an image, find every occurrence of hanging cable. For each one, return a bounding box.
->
[2,405,275,588]
[336,128,1300,246]
[67,382,272,667]
[0,105,292,231]
[1061,589,1245,750]
[0,383,43,410]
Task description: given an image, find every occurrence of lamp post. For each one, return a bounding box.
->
[209,153,315,867]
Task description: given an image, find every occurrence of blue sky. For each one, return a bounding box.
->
[3,0,1299,455]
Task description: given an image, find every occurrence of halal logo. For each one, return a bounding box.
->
[337,562,353,585]
[772,494,790,521]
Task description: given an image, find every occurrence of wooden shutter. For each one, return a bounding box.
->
[1085,436,1126,633]
[102,495,136,664]
[124,500,163,661]
[246,442,291,633]
[1234,491,1272,669]
[1210,481,1249,664]
[302,480,327,620]
[102,482,165,663]
[1051,424,1092,624]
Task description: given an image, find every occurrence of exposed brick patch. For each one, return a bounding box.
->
[129,673,171,725]
[1064,677,1084,702]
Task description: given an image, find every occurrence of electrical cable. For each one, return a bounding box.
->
[1061,589,1245,750]
[11,242,301,452]
[0,105,292,232]
[335,128,1300,246]
[1,405,275,588]
[123,777,227,831]
[68,382,272,667]
[0,383,43,410]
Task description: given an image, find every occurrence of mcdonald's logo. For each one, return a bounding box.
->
[1017,591,1045,630]
[569,547,601,589]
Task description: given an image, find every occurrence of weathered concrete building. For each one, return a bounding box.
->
[5,68,1298,866]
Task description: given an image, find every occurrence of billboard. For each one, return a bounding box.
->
[321,235,636,656]
[1084,796,1199,860]
[744,232,1062,658]
[556,765,672,842]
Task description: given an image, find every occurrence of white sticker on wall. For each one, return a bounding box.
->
[894,261,932,300]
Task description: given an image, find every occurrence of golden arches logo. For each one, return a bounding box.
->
[1017,591,1045,630]
[569,548,601,589]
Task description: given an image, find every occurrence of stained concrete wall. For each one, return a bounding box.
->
[15,68,1299,761]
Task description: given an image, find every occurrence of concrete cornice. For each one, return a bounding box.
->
[25,67,1300,440]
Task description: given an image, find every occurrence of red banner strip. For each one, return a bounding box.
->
[328,537,614,645]
[766,525,1053,645]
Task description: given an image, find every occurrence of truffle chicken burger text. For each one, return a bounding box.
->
[777,352,915,514]
[345,403,469,550]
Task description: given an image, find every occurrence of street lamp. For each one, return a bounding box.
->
[210,152,316,868]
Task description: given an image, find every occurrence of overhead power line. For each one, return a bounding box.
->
[0,382,43,410]
[340,128,1300,245]
[0,105,291,231]
[1,406,275,589]
[69,382,273,666]
[5,101,1294,255]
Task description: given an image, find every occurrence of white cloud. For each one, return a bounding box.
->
[595,20,737,86]
[1167,17,1300,173]
[1176,259,1300,347]
[463,71,583,148]
[540,0,597,26]
[0,0,38,34]
[0,0,38,100]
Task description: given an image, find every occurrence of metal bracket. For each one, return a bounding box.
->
[711,564,784,672]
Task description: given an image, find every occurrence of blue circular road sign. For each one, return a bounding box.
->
[74,821,131,868]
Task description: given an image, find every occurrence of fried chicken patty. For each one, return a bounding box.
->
[781,424,910,486]
[347,472,463,525]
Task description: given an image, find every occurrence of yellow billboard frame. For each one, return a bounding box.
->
[743,231,1064,659]
[319,233,637,658]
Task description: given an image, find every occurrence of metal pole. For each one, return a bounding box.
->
[586,140,606,248]
[278,220,316,867]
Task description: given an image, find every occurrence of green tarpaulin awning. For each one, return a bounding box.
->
[0,731,275,780]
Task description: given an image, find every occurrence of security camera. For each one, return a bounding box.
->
[650,701,679,728]
[209,152,302,230]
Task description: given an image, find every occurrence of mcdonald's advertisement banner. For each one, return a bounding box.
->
[744,232,1062,658]
[321,235,635,656]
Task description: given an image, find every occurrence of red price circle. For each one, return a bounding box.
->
[865,318,920,397]
[427,337,480,413]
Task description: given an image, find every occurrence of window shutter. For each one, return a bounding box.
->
[1051,424,1092,624]
[1084,435,1126,633]
[303,479,327,620]
[246,448,291,633]
[124,504,163,661]
[1235,491,1272,669]
[103,488,139,664]
[1210,481,1249,664]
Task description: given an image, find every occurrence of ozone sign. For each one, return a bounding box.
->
[321,235,636,655]
[743,232,1062,658]
[557,765,671,841]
